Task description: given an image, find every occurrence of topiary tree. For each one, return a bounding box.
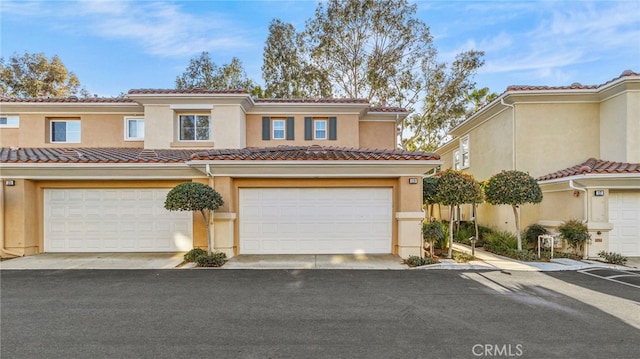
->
[484,170,543,251]
[164,182,224,255]
[558,219,590,257]
[433,169,483,258]
[422,176,439,219]
[423,221,445,259]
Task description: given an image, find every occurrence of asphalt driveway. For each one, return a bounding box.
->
[2,269,639,359]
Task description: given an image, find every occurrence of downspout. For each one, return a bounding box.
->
[205,164,215,251]
[0,180,23,257]
[501,98,516,170]
[569,179,588,258]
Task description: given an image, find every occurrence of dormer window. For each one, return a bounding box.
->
[50,120,81,143]
[314,120,327,140]
[125,117,144,140]
[272,119,286,140]
[179,115,210,141]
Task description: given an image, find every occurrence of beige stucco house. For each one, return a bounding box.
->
[0,89,440,259]
[437,70,640,258]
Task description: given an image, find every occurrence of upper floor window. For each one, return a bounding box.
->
[314,120,327,140]
[179,114,210,141]
[272,119,286,140]
[125,117,144,140]
[51,120,81,143]
[453,149,461,170]
[304,116,336,141]
[460,135,470,169]
[0,115,20,128]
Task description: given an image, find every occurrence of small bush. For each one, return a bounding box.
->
[598,251,628,265]
[484,230,518,253]
[452,251,475,263]
[195,252,227,267]
[184,248,207,262]
[524,224,548,247]
[404,256,438,267]
[503,249,537,262]
[558,219,590,256]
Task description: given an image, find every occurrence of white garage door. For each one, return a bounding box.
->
[44,188,192,252]
[608,191,640,256]
[239,188,392,254]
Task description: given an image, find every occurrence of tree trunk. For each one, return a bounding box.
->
[512,205,522,251]
[201,209,213,255]
[448,206,454,259]
[473,203,479,255]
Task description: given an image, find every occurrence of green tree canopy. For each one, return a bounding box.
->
[433,169,483,257]
[0,52,81,98]
[176,52,257,93]
[164,182,224,254]
[261,0,485,150]
[262,19,332,98]
[484,170,543,250]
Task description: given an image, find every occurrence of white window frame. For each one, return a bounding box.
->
[0,115,20,128]
[460,135,470,169]
[178,114,210,141]
[453,149,461,170]
[124,117,145,141]
[50,120,81,143]
[314,119,327,140]
[272,119,285,140]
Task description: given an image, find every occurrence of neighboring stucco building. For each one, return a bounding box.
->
[0,89,440,258]
[437,70,640,258]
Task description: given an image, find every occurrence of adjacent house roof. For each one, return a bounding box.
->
[128,88,248,95]
[192,146,439,161]
[537,158,640,181]
[0,96,135,103]
[0,146,439,164]
[506,70,638,92]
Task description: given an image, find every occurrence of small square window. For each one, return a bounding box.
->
[272,119,285,140]
[179,115,210,141]
[0,116,20,128]
[314,120,327,140]
[50,120,81,143]
[125,117,144,140]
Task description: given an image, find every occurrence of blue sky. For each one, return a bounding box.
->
[1,0,639,97]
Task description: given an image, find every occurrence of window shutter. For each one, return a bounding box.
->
[329,117,337,140]
[286,117,295,140]
[262,116,271,140]
[304,117,313,140]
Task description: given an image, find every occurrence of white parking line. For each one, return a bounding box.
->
[578,268,640,289]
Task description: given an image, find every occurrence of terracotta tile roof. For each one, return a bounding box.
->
[0,147,199,164]
[190,145,439,161]
[0,146,439,164]
[253,98,370,104]
[128,88,248,95]
[507,70,639,92]
[0,96,135,103]
[368,106,408,113]
[537,158,640,181]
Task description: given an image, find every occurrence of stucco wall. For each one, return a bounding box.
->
[245,114,360,148]
[358,121,396,149]
[211,105,246,149]
[515,103,600,178]
[0,114,143,148]
[600,93,628,162]
[467,109,514,180]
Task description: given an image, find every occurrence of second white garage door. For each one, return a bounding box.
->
[239,188,392,254]
[44,188,193,252]
[608,191,640,256]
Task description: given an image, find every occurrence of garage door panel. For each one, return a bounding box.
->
[239,188,392,254]
[609,192,640,256]
[44,189,192,252]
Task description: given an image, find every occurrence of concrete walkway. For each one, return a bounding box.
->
[222,254,408,270]
[0,253,185,270]
[415,243,636,272]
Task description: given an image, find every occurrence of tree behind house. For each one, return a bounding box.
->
[0,52,80,97]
